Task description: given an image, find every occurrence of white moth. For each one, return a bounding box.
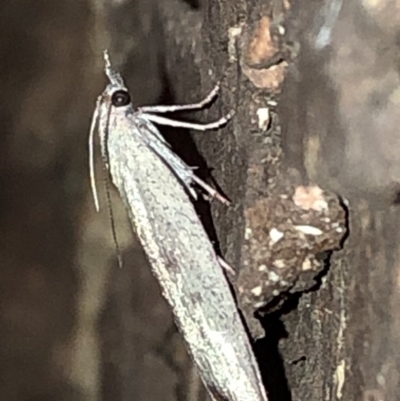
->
[89,50,268,401]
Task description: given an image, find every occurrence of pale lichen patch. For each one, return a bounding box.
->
[251,286,263,296]
[294,225,323,236]
[269,227,284,243]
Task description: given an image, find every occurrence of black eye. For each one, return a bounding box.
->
[111,90,131,107]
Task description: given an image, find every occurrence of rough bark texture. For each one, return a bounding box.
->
[278,1,400,400]
[1,0,399,401]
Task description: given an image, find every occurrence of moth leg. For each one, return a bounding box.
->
[141,110,234,132]
[191,175,230,205]
[138,84,220,114]
[217,256,236,275]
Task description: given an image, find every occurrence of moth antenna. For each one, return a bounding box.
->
[89,95,102,212]
[103,168,124,269]
[101,103,123,268]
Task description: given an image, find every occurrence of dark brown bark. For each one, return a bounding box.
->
[156,0,400,400]
[278,1,400,400]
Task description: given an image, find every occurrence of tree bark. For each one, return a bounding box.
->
[156,0,400,400]
[279,1,400,400]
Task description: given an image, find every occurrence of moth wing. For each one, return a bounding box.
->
[107,113,267,401]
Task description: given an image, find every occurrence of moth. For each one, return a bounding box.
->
[89,51,268,401]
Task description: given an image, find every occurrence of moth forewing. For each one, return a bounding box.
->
[95,53,268,401]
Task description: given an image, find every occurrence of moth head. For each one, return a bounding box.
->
[104,50,125,87]
[88,51,132,212]
[103,50,132,109]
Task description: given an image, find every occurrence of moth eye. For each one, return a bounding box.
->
[111,90,131,107]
